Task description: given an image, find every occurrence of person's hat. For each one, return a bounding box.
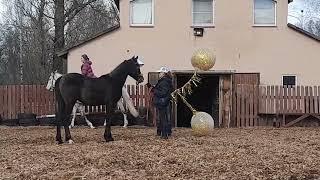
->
[156,66,171,73]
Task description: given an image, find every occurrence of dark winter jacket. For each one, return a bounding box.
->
[153,75,173,108]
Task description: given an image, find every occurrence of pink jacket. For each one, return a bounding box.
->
[81,61,96,78]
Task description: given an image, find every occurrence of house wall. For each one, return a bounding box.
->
[67,0,320,85]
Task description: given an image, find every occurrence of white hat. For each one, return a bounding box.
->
[156,66,171,73]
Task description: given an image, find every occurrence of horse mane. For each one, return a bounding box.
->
[109,60,127,77]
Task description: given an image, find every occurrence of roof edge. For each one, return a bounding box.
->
[57,24,120,57]
[287,23,320,42]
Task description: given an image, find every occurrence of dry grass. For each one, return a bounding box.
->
[1,126,320,180]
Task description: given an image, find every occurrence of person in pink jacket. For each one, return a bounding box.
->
[81,54,96,78]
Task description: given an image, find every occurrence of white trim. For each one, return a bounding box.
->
[281,74,298,86]
[129,0,155,27]
[191,25,215,28]
[253,0,277,27]
[191,0,215,27]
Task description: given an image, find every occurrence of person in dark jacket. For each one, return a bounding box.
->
[81,54,96,78]
[150,66,173,139]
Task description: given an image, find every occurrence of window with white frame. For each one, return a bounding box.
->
[192,0,214,26]
[130,0,154,26]
[282,75,296,86]
[254,0,276,26]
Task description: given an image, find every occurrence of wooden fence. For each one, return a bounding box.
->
[0,85,55,120]
[0,84,150,120]
[2,84,320,127]
[234,85,320,127]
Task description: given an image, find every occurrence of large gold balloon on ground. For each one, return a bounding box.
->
[191,111,214,136]
[191,49,216,71]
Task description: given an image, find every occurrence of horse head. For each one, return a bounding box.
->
[46,71,63,91]
[125,56,144,84]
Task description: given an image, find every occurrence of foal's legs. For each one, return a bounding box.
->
[69,105,77,128]
[79,105,95,129]
[117,100,128,128]
[123,113,128,128]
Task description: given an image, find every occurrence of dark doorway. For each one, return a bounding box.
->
[176,74,219,127]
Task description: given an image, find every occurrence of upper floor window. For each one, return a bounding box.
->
[192,0,214,27]
[254,0,276,26]
[130,0,154,26]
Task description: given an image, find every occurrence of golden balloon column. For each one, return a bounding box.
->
[171,49,216,136]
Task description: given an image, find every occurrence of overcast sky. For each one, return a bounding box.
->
[0,0,4,24]
[0,0,316,26]
[288,0,306,24]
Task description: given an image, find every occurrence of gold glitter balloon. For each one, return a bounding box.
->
[191,111,214,136]
[191,49,216,71]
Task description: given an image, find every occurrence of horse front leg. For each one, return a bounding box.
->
[104,104,114,142]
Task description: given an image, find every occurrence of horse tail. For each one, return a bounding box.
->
[122,87,139,117]
[55,77,65,122]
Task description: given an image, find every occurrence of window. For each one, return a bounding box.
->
[282,75,296,86]
[192,0,214,26]
[254,0,276,26]
[130,0,154,26]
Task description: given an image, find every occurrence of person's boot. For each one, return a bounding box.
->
[157,129,161,136]
[161,134,168,139]
[166,125,172,136]
[161,129,168,139]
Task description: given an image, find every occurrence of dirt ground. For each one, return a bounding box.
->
[1,126,320,180]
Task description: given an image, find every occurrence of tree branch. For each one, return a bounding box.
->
[64,0,98,25]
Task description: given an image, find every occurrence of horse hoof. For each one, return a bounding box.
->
[67,140,74,144]
[105,138,114,142]
[56,141,63,145]
[90,126,95,129]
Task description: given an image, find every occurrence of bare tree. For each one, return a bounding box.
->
[53,0,101,73]
[0,0,118,85]
[65,0,119,47]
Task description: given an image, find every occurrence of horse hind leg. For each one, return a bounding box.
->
[63,103,75,144]
[55,104,63,144]
[55,99,64,144]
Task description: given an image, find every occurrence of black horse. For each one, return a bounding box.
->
[54,56,144,144]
